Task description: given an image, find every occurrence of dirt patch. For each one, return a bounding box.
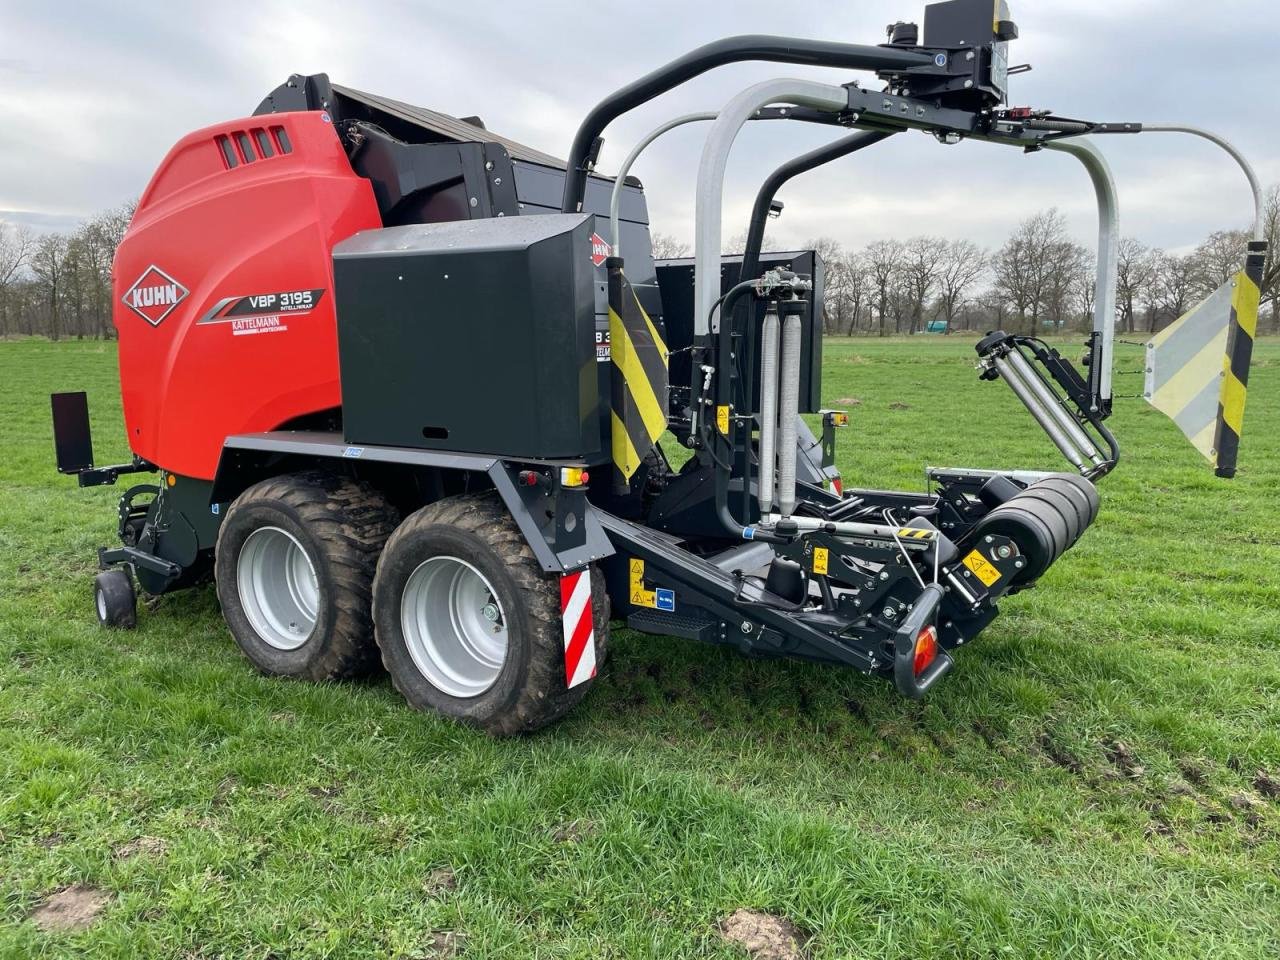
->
[718,908,810,960]
[114,836,168,860]
[308,783,344,815]
[553,819,598,844]
[1037,732,1083,775]
[212,775,239,806]
[834,397,862,406]
[30,884,110,932]
[1103,739,1145,779]
[1177,758,1209,787]
[1254,769,1280,800]
[888,401,911,410]
[422,867,457,897]
[419,930,465,958]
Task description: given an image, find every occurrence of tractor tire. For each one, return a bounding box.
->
[214,471,398,682]
[94,569,137,629]
[372,492,609,736]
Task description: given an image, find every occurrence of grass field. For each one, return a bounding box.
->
[1,336,1278,959]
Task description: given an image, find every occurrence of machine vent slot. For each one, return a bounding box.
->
[235,131,256,163]
[272,126,293,154]
[421,426,449,440]
[215,135,238,169]
[252,128,275,158]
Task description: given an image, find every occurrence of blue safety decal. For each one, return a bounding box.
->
[343,446,364,458]
[655,588,675,612]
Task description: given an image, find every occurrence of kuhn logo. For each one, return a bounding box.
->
[121,266,189,326]
[590,233,612,267]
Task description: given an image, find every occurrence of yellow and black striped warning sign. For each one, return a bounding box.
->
[608,260,668,490]
[896,528,935,540]
[1146,241,1266,477]
[1212,243,1266,477]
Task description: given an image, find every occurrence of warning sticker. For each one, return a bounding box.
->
[962,549,1002,587]
[812,547,829,576]
[716,405,730,436]
[629,558,657,608]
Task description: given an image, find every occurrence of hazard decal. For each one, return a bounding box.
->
[121,265,189,327]
[962,549,1002,587]
[559,570,597,689]
[608,263,669,491]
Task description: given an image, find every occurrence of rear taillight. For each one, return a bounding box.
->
[913,624,938,676]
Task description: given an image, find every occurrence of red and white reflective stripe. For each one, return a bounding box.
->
[831,475,843,496]
[559,569,596,689]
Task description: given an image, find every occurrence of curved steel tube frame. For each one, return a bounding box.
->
[610,113,717,257]
[1043,137,1119,409]
[559,35,934,213]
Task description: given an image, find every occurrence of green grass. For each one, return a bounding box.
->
[1,336,1278,959]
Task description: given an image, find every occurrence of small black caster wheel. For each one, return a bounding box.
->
[94,569,137,629]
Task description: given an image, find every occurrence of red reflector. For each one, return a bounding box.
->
[913,624,938,676]
[518,470,538,487]
[831,477,843,496]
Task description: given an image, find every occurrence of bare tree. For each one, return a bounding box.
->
[0,221,34,337]
[1115,237,1158,332]
[804,237,851,333]
[936,239,987,332]
[864,239,903,337]
[992,209,1075,335]
[1192,229,1249,289]
[899,236,947,334]
[1151,251,1199,332]
[30,233,69,341]
[1262,184,1279,333]
[650,231,690,260]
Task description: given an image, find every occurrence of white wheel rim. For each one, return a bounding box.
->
[400,556,508,698]
[236,526,319,650]
[96,588,108,622]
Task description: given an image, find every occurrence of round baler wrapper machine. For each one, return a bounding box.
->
[50,0,1267,724]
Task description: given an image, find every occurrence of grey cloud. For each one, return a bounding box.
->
[3,0,1276,252]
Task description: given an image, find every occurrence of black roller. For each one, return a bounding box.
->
[1017,487,1084,549]
[975,501,1061,583]
[1039,473,1100,526]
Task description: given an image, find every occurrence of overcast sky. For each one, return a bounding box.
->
[3,0,1277,254]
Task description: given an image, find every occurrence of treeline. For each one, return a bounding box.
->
[0,204,134,340]
[702,183,1279,337]
[4,188,1278,340]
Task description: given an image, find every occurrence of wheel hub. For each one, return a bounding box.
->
[236,526,319,651]
[400,556,508,698]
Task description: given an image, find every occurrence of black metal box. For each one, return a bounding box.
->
[655,250,825,414]
[334,213,602,460]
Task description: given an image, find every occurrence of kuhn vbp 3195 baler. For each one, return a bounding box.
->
[52,0,1267,733]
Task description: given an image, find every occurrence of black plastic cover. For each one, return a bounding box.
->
[334,214,603,460]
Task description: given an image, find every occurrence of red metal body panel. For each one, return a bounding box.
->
[113,111,380,480]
